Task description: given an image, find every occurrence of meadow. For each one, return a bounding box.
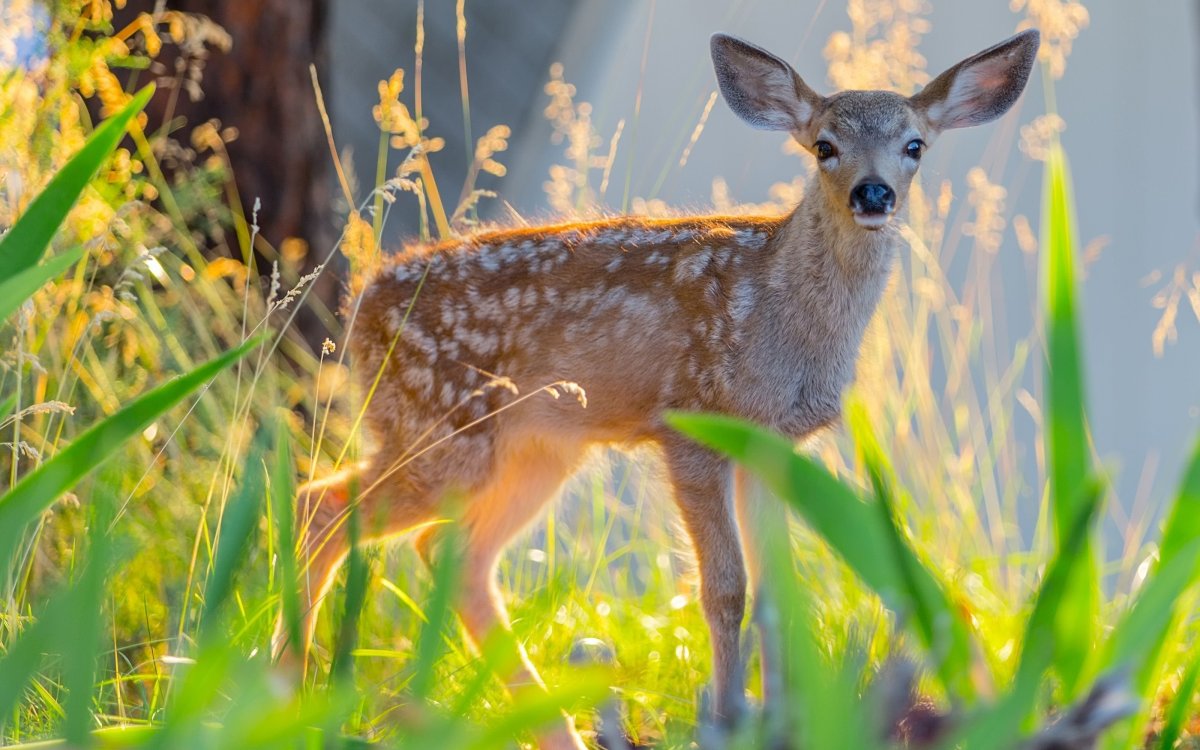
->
[1,0,1199,748]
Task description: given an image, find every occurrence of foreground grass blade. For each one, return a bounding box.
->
[0,393,17,421]
[464,674,610,750]
[1,725,157,749]
[329,502,370,686]
[0,480,118,735]
[1159,434,1200,564]
[848,401,981,701]
[952,476,1105,750]
[270,416,301,656]
[1042,140,1099,696]
[201,429,269,634]
[0,86,153,281]
[1100,434,1200,749]
[61,476,116,748]
[410,525,463,701]
[755,464,875,750]
[1157,655,1200,750]
[0,247,85,323]
[0,337,262,574]
[667,411,977,700]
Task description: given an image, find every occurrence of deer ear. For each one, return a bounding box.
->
[911,29,1040,132]
[711,33,823,133]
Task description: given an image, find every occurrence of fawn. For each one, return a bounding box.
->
[274,29,1039,748]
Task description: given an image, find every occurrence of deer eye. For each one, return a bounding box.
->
[905,139,925,160]
[814,140,836,161]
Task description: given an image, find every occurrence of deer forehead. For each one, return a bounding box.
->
[814,90,921,142]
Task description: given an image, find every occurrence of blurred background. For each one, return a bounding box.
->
[6,0,1199,553]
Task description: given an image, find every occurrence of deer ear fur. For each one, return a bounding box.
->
[711,33,824,133]
[911,30,1040,132]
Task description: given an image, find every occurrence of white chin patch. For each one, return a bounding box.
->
[853,212,891,230]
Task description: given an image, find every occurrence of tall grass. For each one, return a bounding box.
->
[1,0,1197,748]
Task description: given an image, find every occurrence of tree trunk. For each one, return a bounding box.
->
[119,0,337,342]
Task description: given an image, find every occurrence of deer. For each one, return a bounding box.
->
[273,28,1039,749]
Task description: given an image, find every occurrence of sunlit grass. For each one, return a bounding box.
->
[1,0,1198,748]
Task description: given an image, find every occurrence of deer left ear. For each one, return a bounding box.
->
[711,33,824,134]
[911,30,1040,132]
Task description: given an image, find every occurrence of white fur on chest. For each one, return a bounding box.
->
[722,214,898,439]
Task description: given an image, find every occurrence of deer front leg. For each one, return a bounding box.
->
[663,438,748,727]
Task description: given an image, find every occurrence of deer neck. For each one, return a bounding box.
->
[762,188,900,348]
[725,188,900,431]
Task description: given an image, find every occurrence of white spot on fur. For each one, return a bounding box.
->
[385,307,404,334]
[393,264,420,283]
[440,299,456,329]
[730,278,757,325]
[467,398,488,419]
[673,248,713,284]
[704,276,723,305]
[478,252,501,273]
[476,295,504,322]
[737,229,768,250]
[400,324,438,360]
[460,328,499,356]
[400,366,434,400]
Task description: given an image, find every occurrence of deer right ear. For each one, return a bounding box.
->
[911,30,1040,132]
[711,33,823,133]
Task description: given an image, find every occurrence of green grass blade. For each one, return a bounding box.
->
[754,462,875,750]
[201,429,268,634]
[667,411,977,700]
[329,500,370,687]
[0,86,153,281]
[221,694,359,749]
[1,725,157,748]
[0,247,85,323]
[465,674,609,750]
[0,392,16,421]
[952,476,1105,750]
[0,482,118,736]
[60,474,116,747]
[410,525,462,701]
[847,401,981,701]
[1100,434,1200,748]
[0,582,71,732]
[1157,655,1200,750]
[1159,434,1200,565]
[1042,140,1099,695]
[0,337,261,573]
[269,415,301,656]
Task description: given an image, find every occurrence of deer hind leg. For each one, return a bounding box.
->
[444,436,586,749]
[271,456,440,663]
[664,437,748,727]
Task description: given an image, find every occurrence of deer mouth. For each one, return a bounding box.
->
[852,211,892,230]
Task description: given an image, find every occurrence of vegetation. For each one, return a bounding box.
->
[1,0,1197,748]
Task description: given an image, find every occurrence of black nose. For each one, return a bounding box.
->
[850,182,896,215]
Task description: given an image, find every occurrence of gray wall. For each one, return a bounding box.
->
[329,0,578,244]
